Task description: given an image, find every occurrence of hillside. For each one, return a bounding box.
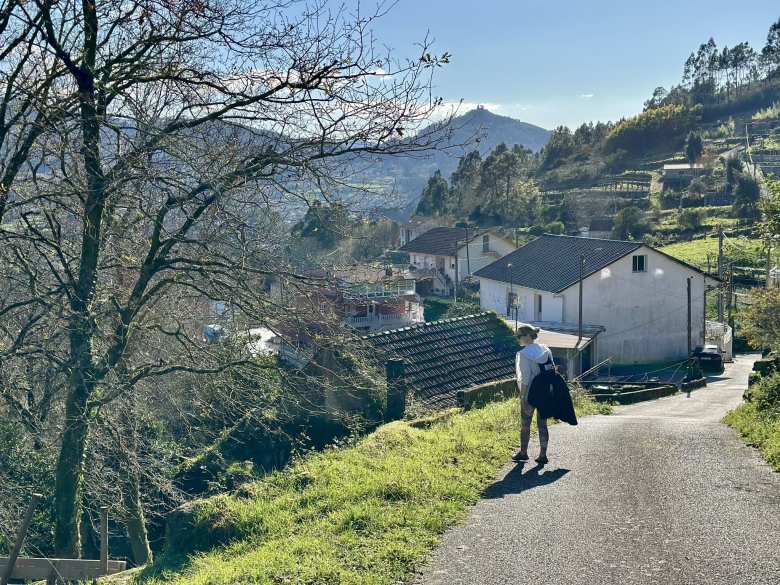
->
[368,108,550,218]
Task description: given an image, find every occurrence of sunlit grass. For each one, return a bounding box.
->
[661,236,765,270]
[136,395,609,585]
[723,402,780,471]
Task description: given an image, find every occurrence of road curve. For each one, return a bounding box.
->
[414,354,780,585]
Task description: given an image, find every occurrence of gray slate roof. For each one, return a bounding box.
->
[473,234,643,293]
[363,312,520,409]
[399,227,468,256]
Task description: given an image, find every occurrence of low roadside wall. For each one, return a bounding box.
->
[457,379,517,410]
[588,384,678,404]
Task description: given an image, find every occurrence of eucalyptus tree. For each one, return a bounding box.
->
[762,18,780,77]
[0,0,449,558]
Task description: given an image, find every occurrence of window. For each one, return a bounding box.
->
[482,235,490,253]
[632,255,647,273]
[534,294,543,321]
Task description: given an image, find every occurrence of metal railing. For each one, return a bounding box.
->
[705,320,733,362]
[345,313,418,327]
[342,279,417,300]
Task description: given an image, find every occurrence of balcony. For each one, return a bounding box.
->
[344,312,422,331]
[342,279,417,300]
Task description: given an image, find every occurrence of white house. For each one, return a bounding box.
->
[399,218,449,247]
[475,234,718,366]
[400,227,516,296]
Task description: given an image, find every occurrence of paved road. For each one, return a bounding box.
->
[416,355,780,585]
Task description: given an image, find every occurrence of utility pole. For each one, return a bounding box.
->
[578,254,585,344]
[767,238,773,288]
[507,262,513,320]
[687,277,692,357]
[727,264,734,331]
[453,247,458,303]
[464,225,471,277]
[717,225,724,322]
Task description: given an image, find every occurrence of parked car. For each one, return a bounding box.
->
[692,345,724,372]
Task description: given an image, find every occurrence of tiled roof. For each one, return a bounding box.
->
[473,234,643,293]
[364,312,519,408]
[399,227,468,256]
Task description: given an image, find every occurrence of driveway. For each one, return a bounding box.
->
[415,354,780,584]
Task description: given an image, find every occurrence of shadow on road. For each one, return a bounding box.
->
[484,463,570,499]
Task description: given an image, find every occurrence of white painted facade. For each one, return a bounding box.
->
[478,245,711,365]
[409,232,516,293]
[457,233,517,279]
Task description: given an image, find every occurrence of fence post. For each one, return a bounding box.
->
[385,359,406,421]
[1,493,42,585]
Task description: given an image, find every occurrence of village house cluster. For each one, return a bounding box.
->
[201,223,726,409]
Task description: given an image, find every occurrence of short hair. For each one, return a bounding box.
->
[516,324,539,340]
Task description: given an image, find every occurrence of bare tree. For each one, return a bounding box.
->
[0,0,450,557]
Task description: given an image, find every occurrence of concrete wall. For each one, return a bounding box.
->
[558,246,707,364]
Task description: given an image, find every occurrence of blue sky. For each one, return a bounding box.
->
[364,0,779,129]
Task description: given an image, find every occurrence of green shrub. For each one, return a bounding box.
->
[724,372,780,471]
[723,402,780,471]
[746,372,780,414]
[545,220,565,235]
[678,208,704,231]
[753,101,780,121]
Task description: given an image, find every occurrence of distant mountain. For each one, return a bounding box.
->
[359,108,551,219]
[439,107,551,156]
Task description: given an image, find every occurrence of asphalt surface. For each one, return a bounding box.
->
[415,354,780,585]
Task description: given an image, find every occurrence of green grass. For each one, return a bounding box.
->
[723,402,780,471]
[422,298,481,322]
[136,396,609,585]
[660,235,765,270]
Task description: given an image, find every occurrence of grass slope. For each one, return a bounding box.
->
[660,235,764,270]
[723,403,780,471]
[723,372,780,472]
[137,396,609,585]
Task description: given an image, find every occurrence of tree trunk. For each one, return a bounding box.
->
[52,0,106,555]
[53,366,92,557]
[123,425,153,565]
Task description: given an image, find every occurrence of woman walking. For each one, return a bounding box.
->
[513,324,554,465]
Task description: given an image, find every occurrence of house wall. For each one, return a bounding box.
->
[478,277,564,322]
[558,246,707,364]
[457,234,516,279]
[479,246,709,365]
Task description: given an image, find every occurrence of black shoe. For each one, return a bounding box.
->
[512,451,529,462]
[535,455,549,465]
